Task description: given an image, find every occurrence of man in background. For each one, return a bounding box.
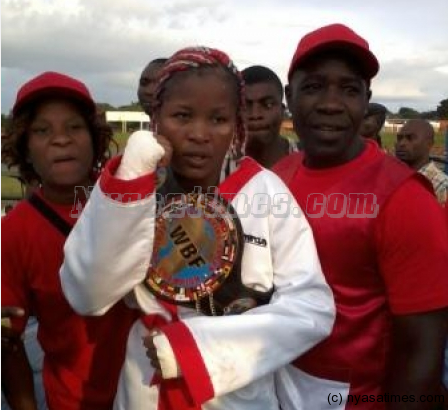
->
[359,102,387,147]
[221,65,299,179]
[395,118,448,205]
[243,65,299,168]
[137,58,167,117]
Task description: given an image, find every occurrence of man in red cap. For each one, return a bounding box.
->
[274,24,448,410]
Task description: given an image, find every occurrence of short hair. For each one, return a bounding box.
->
[140,59,168,77]
[148,58,168,66]
[367,102,387,116]
[366,102,387,125]
[241,65,283,99]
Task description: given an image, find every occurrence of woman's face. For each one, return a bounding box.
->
[155,70,237,191]
[27,98,94,201]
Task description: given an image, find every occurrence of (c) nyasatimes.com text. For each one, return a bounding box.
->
[327,392,444,406]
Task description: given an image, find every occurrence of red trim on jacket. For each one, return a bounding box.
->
[139,156,264,409]
[99,156,155,202]
[141,314,210,410]
[218,156,263,202]
[163,321,214,407]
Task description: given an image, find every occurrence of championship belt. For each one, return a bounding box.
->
[145,192,250,315]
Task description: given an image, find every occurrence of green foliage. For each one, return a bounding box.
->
[420,110,438,120]
[96,102,117,112]
[1,175,24,199]
[390,98,447,120]
[397,107,420,119]
[112,132,130,153]
[1,113,11,131]
[436,99,448,119]
[117,101,142,111]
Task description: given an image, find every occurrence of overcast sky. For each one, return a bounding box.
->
[2,0,448,114]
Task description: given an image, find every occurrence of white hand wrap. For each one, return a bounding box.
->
[153,333,182,379]
[116,130,165,180]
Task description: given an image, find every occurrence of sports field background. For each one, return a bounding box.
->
[1,130,446,203]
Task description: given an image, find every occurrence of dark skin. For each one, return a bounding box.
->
[27,98,94,204]
[286,57,370,169]
[2,304,37,410]
[145,68,239,372]
[153,69,237,192]
[359,112,384,139]
[2,342,38,410]
[138,62,165,116]
[2,98,95,410]
[244,82,288,168]
[395,119,434,170]
[287,55,448,410]
[386,309,448,410]
[1,306,25,351]
[143,331,163,375]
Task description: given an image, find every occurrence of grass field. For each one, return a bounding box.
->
[2,131,446,202]
[282,130,446,155]
[115,130,447,154]
[1,175,25,200]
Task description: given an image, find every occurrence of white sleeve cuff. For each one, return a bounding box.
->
[153,333,182,379]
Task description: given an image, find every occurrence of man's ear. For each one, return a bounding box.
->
[367,88,372,102]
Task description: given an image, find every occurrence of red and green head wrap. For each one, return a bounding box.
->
[152,46,246,154]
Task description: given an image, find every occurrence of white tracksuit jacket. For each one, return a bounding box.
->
[60,135,335,410]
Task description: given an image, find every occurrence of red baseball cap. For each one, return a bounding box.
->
[12,71,96,115]
[287,23,379,82]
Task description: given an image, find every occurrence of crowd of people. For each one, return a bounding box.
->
[2,22,448,410]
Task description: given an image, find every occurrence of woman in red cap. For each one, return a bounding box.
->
[1,72,137,410]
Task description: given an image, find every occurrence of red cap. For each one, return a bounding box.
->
[287,23,379,82]
[12,71,96,115]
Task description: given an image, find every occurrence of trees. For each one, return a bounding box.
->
[96,102,116,112]
[436,99,448,119]
[117,101,141,111]
[391,98,447,120]
[397,107,420,119]
[1,113,11,132]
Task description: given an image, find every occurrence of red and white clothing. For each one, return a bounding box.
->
[274,140,448,409]
[60,155,335,410]
[1,190,137,410]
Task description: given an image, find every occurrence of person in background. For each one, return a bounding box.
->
[359,102,387,147]
[274,23,448,410]
[395,118,448,206]
[221,65,299,179]
[1,71,137,410]
[137,58,168,117]
[243,65,299,167]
